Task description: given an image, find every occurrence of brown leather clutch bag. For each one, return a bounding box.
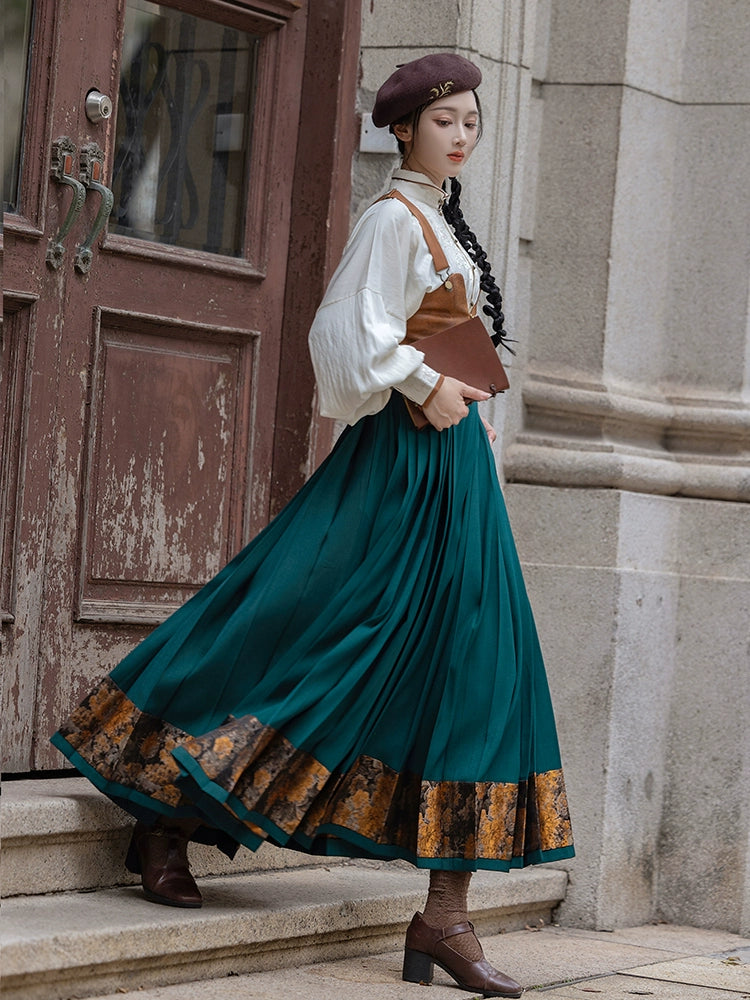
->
[403,316,509,428]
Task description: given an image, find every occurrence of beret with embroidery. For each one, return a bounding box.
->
[372,53,482,129]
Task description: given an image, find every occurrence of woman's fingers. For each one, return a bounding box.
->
[457,382,491,402]
[422,376,490,430]
[481,416,497,443]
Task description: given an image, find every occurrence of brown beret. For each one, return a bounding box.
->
[372,53,482,129]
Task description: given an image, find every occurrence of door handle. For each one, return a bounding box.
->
[47,137,87,270]
[74,143,114,274]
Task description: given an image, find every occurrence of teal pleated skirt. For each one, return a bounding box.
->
[52,396,574,871]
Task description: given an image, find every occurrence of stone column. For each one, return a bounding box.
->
[505,0,750,930]
[353,0,749,934]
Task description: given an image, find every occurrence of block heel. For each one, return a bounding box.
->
[402,947,434,984]
[403,912,523,998]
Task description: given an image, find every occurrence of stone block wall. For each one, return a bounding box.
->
[355,0,750,933]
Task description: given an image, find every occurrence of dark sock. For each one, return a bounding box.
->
[421,870,483,962]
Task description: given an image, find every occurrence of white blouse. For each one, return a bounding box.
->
[308,169,482,425]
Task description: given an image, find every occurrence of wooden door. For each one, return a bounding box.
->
[2,0,311,771]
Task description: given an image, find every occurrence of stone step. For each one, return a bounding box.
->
[1,862,567,1000]
[1,778,337,897]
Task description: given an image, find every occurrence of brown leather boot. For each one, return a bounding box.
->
[402,912,523,998]
[125,819,202,908]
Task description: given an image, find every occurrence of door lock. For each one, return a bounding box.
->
[85,90,113,123]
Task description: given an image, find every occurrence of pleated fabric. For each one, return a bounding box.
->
[52,396,573,871]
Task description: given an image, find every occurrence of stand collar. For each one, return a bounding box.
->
[391,168,448,210]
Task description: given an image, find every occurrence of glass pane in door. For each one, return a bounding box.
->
[3,0,34,213]
[111,0,260,256]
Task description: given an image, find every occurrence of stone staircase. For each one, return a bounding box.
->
[1,777,568,1000]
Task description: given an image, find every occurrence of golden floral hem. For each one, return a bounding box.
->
[55,678,573,864]
[57,676,187,807]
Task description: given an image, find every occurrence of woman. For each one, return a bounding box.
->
[52,53,573,999]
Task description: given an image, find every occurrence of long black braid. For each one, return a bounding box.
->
[442,177,515,353]
[391,94,514,353]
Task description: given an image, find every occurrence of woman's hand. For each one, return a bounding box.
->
[481,416,497,444]
[422,376,490,431]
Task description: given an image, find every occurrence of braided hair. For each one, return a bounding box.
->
[442,177,513,352]
[390,95,514,353]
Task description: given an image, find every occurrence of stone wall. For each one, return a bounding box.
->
[356,0,750,933]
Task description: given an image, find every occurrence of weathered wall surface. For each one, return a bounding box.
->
[356,0,750,933]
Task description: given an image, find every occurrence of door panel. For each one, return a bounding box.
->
[0,297,36,627]
[77,310,257,624]
[2,0,308,770]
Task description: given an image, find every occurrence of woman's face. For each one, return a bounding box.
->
[394,90,480,186]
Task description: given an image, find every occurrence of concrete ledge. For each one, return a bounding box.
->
[1,862,567,1000]
[504,375,750,502]
[1,778,337,896]
[77,923,750,1000]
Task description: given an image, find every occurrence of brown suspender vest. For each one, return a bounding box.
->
[378,190,477,345]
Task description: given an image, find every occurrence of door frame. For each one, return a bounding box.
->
[271,0,362,515]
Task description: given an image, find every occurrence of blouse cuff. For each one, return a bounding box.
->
[394,363,441,405]
[421,374,445,409]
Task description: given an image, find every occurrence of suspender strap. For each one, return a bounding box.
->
[379,189,450,274]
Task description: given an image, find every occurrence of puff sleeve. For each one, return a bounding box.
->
[308,198,441,425]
